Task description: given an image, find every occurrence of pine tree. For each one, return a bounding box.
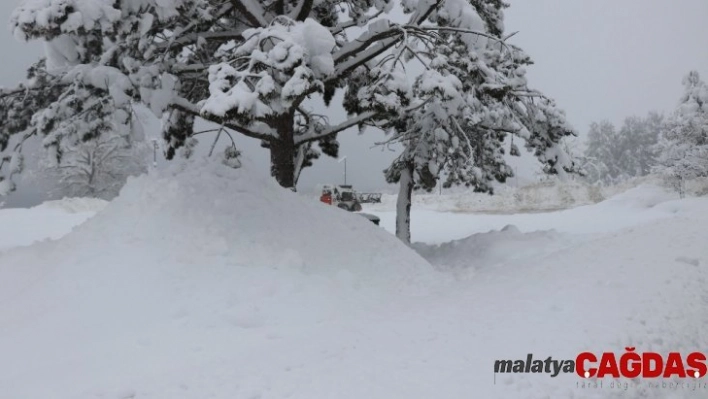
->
[655,71,708,181]
[376,3,579,243]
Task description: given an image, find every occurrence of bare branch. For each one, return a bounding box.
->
[208,126,225,156]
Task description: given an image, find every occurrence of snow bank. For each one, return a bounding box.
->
[0,197,106,252]
[413,225,574,274]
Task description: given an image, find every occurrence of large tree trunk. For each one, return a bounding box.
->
[396,161,415,244]
[270,113,296,190]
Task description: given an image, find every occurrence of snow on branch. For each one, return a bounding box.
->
[11,0,121,40]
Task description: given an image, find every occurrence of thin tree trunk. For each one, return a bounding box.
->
[396,161,414,244]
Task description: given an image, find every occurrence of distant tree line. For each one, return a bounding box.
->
[580,71,708,187]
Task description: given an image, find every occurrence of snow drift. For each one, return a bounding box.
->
[58,158,435,286]
[0,159,439,399]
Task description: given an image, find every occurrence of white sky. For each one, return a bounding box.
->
[1,0,707,203]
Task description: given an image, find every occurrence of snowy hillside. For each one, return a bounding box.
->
[1,161,707,398]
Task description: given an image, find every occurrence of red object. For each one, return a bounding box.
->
[320,193,332,205]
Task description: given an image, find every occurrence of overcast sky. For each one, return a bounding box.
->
[1,0,707,205]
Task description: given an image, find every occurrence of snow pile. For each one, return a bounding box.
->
[67,159,434,286]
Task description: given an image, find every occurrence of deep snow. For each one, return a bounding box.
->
[1,160,707,399]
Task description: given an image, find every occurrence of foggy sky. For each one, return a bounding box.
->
[1,0,707,206]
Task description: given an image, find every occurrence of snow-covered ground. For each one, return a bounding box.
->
[1,161,707,398]
[364,175,708,214]
[365,179,607,213]
[0,197,107,252]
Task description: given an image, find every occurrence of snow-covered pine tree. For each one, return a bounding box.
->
[0,59,64,195]
[376,3,578,243]
[655,71,708,182]
[1,0,573,196]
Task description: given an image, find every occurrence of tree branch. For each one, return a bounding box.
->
[169,96,275,142]
[331,1,441,79]
[155,29,245,52]
[229,0,269,27]
[295,111,377,145]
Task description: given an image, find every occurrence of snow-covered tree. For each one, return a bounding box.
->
[655,71,708,182]
[0,0,575,197]
[374,4,579,243]
[0,59,64,195]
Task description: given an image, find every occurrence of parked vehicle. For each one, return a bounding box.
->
[318,184,380,225]
[320,184,362,211]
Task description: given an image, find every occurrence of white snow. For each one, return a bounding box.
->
[202,17,337,119]
[0,197,106,253]
[64,65,134,106]
[12,0,121,40]
[1,161,707,399]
